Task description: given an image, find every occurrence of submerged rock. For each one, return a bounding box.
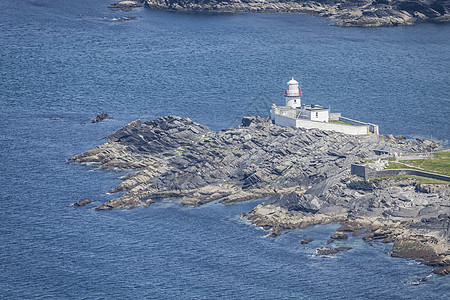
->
[316,246,352,255]
[72,199,93,206]
[330,232,348,240]
[301,237,314,244]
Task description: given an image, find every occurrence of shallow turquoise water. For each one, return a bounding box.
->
[0,0,449,298]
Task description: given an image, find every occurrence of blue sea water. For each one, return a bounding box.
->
[0,0,449,298]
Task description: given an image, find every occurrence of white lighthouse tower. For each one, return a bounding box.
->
[284,77,302,108]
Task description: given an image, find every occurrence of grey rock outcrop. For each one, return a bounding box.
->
[71,115,436,210]
[143,0,450,27]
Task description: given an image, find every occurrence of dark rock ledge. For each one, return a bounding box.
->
[143,0,450,27]
[70,115,449,270]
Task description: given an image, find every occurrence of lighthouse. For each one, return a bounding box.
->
[284,77,302,108]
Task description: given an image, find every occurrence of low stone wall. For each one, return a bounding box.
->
[339,116,379,134]
[375,169,450,182]
[351,164,450,182]
[295,118,369,135]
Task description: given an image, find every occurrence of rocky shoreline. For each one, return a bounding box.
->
[71,115,449,273]
[142,0,450,27]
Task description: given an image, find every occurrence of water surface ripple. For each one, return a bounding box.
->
[1,0,449,299]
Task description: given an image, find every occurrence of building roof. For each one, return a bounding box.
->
[287,77,298,85]
[303,104,328,111]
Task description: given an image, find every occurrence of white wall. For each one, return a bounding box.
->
[285,97,301,108]
[339,116,378,134]
[309,110,329,122]
[274,114,297,127]
[272,107,373,135]
[329,113,341,121]
[295,119,369,135]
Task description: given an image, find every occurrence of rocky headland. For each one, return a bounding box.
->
[71,115,449,271]
[142,0,450,27]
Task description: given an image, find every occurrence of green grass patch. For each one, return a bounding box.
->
[396,151,450,176]
[385,162,421,171]
[370,174,450,185]
[362,158,376,163]
[329,120,355,126]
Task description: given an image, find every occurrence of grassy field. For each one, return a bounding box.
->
[370,174,450,184]
[386,151,450,176]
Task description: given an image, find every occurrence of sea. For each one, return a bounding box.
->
[0,0,449,299]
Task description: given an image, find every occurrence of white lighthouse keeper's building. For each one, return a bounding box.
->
[270,77,379,135]
[284,77,302,108]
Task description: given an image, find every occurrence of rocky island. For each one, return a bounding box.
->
[71,115,449,273]
[142,0,450,27]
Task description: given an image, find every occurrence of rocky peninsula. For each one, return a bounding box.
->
[71,115,449,272]
[142,0,450,27]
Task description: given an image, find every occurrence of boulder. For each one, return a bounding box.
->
[330,232,348,240]
[266,226,282,238]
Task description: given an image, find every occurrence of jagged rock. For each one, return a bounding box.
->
[363,233,375,242]
[330,232,348,240]
[301,237,314,244]
[382,236,396,243]
[346,180,374,191]
[316,246,352,255]
[72,199,93,206]
[391,236,442,262]
[337,221,363,232]
[91,113,108,123]
[352,229,365,236]
[266,226,282,238]
[415,183,450,194]
[144,199,155,207]
[95,196,144,210]
[432,266,450,275]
